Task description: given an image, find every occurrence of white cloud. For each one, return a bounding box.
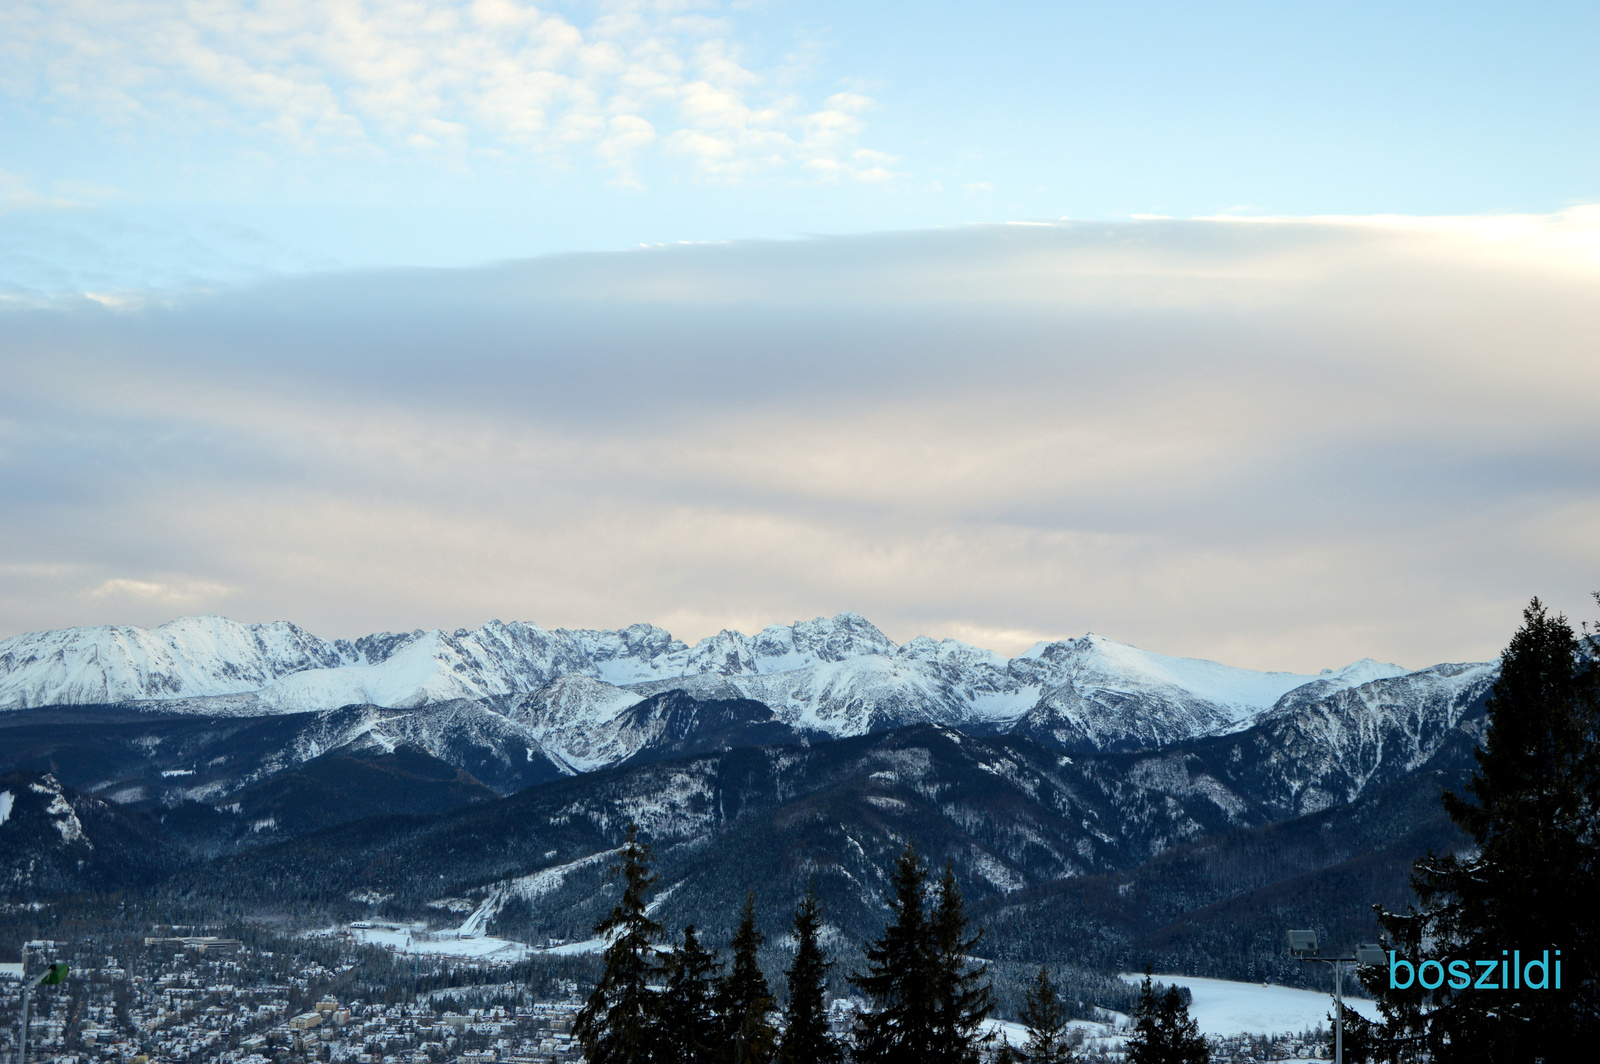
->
[1200,205,1600,278]
[85,577,235,606]
[1,212,1596,668]
[0,0,882,184]
[0,169,82,213]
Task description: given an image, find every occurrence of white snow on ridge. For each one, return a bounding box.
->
[0,617,349,708]
[258,632,479,711]
[1323,657,1411,687]
[1055,635,1403,715]
[0,790,12,826]
[0,612,1449,759]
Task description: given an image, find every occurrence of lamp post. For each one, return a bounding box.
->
[1287,930,1383,1064]
[12,955,70,1064]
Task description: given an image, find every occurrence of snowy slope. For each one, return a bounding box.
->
[1239,660,1497,813]
[0,772,180,894]
[1027,635,1406,719]
[497,624,1421,757]
[1119,974,1379,1037]
[0,615,682,712]
[0,613,897,712]
[619,652,972,737]
[0,611,1484,768]
[505,677,653,772]
[1008,637,1411,752]
[0,617,349,707]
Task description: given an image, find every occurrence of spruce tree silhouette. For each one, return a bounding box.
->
[1366,596,1600,1062]
[1019,965,1073,1064]
[778,882,843,1064]
[657,925,722,1064]
[718,890,776,1064]
[851,843,935,1064]
[575,824,662,1064]
[928,862,993,1064]
[1125,973,1207,1064]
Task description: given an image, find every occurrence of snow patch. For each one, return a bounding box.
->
[29,778,87,844]
[0,612,1489,778]
[504,849,620,903]
[321,924,530,961]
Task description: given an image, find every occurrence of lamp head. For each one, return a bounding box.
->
[1355,944,1386,967]
[1287,930,1318,955]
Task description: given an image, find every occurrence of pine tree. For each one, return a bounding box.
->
[1019,965,1072,1064]
[777,882,843,1064]
[1349,906,1428,1064]
[1125,974,1208,1064]
[657,925,723,1064]
[718,890,776,1064]
[927,863,993,1064]
[1368,596,1600,1062]
[575,824,663,1064]
[850,843,935,1064]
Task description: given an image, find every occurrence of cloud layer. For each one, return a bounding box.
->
[2,211,1598,669]
[1,0,886,184]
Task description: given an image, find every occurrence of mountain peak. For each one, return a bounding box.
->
[0,612,1470,757]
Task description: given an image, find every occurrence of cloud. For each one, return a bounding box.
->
[1,212,1597,669]
[0,0,882,184]
[0,169,84,214]
[85,577,235,606]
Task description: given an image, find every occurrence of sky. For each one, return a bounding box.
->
[1,1,1597,670]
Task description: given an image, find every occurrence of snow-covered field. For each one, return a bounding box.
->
[310,923,531,961]
[985,975,1378,1058]
[1120,973,1379,1036]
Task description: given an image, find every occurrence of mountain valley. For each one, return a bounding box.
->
[0,611,1506,992]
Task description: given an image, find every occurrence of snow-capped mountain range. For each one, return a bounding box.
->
[0,612,1492,775]
[0,614,1501,937]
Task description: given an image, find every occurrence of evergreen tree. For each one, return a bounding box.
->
[778,882,843,1064]
[1368,596,1600,1062]
[1346,910,1428,1064]
[927,863,993,1064]
[1019,965,1072,1064]
[850,843,935,1064]
[718,891,776,1064]
[1125,974,1208,1064]
[575,825,663,1064]
[657,925,723,1064]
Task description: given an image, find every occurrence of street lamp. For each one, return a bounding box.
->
[1288,931,1381,1064]
[6,955,69,1064]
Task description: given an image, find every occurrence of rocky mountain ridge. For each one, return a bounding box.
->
[0,648,1492,867]
[0,613,1454,762]
[163,693,1488,987]
[0,614,1503,990]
